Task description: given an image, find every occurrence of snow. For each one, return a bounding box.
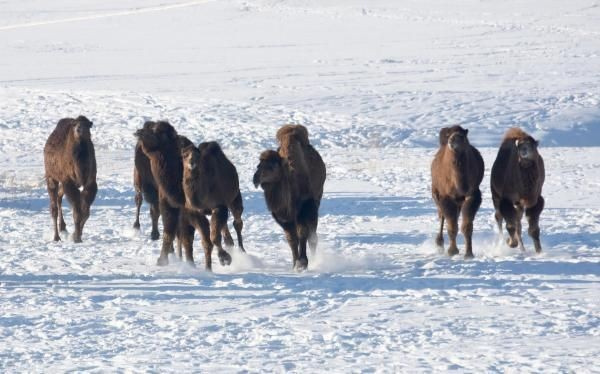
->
[1,0,599,371]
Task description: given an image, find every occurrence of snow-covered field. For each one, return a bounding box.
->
[1,0,599,372]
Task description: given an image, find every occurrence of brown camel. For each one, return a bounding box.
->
[44,116,97,243]
[491,128,545,252]
[135,121,233,270]
[181,141,245,269]
[133,122,160,240]
[253,124,326,271]
[133,129,205,242]
[135,120,188,266]
[431,125,484,258]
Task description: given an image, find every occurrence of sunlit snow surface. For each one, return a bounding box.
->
[1,1,599,372]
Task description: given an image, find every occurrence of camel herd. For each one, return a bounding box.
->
[43,117,545,270]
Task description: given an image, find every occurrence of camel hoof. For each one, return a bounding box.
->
[294,258,308,271]
[150,231,160,241]
[218,251,232,266]
[506,238,518,248]
[447,247,459,256]
[53,235,61,242]
[73,237,82,244]
[435,235,444,248]
[156,256,169,266]
[186,260,196,268]
[133,222,140,230]
[464,252,474,259]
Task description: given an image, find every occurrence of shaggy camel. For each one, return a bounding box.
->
[135,121,188,265]
[253,124,326,271]
[491,128,545,252]
[44,116,97,243]
[133,121,160,240]
[431,125,484,258]
[133,129,208,242]
[135,121,234,270]
[181,141,245,268]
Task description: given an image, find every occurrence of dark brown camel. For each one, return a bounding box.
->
[135,121,189,266]
[181,141,245,269]
[431,125,484,258]
[253,124,326,271]
[132,129,208,242]
[491,128,545,253]
[133,122,160,240]
[135,121,234,270]
[44,116,97,243]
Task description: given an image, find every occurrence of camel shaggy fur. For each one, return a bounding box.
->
[253,124,326,270]
[491,128,545,252]
[135,121,235,270]
[135,121,188,266]
[431,125,484,258]
[133,122,160,240]
[44,116,97,243]
[181,141,245,269]
[133,129,199,241]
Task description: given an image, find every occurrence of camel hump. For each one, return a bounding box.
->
[198,141,223,156]
[503,127,530,141]
[177,135,194,150]
[276,124,309,146]
[75,115,93,127]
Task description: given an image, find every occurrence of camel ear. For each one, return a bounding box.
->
[439,127,450,146]
[463,128,468,136]
[535,139,539,147]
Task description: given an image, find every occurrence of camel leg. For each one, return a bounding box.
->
[461,189,482,259]
[79,181,97,240]
[189,212,213,271]
[157,199,178,266]
[307,200,320,256]
[441,198,460,256]
[133,170,142,230]
[211,207,232,266]
[515,205,525,251]
[277,217,299,269]
[526,196,544,253]
[175,211,186,259]
[46,177,61,241]
[500,199,520,248]
[230,192,245,252]
[62,181,83,243]
[177,213,195,264]
[435,208,445,249]
[222,225,235,248]
[491,188,503,234]
[180,225,195,265]
[296,199,319,270]
[57,184,67,232]
[150,202,160,241]
[308,220,318,256]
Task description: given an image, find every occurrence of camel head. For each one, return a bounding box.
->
[440,125,469,152]
[135,120,178,153]
[254,150,286,188]
[515,135,539,164]
[181,145,200,172]
[73,115,93,141]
